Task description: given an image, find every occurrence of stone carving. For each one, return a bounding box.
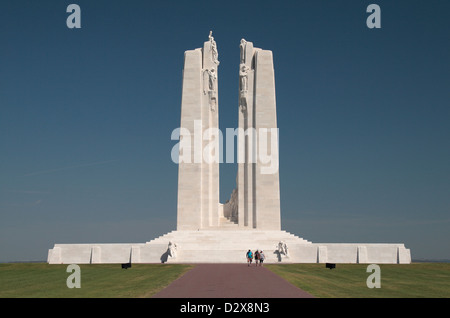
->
[168,241,177,258]
[239,64,249,92]
[239,64,250,113]
[239,97,247,114]
[238,38,250,114]
[239,38,247,64]
[203,68,217,111]
[204,68,217,93]
[209,31,220,65]
[277,241,289,258]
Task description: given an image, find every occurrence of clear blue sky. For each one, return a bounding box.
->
[1,1,449,262]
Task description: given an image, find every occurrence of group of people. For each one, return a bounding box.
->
[246,249,265,266]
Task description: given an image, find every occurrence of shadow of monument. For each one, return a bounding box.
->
[274,250,282,262]
[160,250,169,263]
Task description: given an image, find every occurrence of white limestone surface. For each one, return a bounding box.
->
[47,230,411,264]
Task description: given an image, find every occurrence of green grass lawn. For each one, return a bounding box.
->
[0,263,193,298]
[1,262,449,298]
[265,263,450,298]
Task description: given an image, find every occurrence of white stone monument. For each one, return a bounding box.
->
[236,39,281,230]
[176,32,220,230]
[47,33,411,265]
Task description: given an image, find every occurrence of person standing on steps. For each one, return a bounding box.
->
[246,249,253,266]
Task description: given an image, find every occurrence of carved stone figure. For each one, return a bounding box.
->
[209,92,217,111]
[277,241,289,258]
[203,68,217,111]
[209,31,220,65]
[239,64,249,113]
[239,96,247,114]
[168,241,177,258]
[208,69,216,91]
[239,64,249,92]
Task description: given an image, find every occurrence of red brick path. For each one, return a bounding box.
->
[152,264,314,298]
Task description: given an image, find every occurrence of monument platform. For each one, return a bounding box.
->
[47,229,411,264]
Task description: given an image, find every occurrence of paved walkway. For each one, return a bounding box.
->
[152,264,314,298]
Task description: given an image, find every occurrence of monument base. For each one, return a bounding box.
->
[47,229,411,264]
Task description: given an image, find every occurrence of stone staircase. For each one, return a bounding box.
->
[145,229,311,263]
[218,216,239,228]
[47,229,411,264]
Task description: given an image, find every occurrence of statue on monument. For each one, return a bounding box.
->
[239,39,249,114]
[209,31,220,65]
[168,241,177,258]
[239,64,249,92]
[206,68,217,92]
[277,241,289,258]
[203,68,217,111]
[239,64,249,113]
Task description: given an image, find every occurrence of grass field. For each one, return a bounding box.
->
[0,262,449,298]
[0,263,193,298]
[265,263,450,298]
